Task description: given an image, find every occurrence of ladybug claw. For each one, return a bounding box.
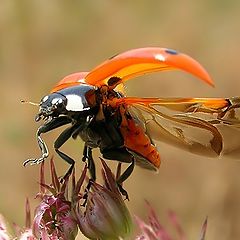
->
[117,184,129,201]
[23,157,46,167]
[80,179,94,207]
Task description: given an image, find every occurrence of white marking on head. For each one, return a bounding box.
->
[42,95,49,102]
[155,54,166,62]
[52,98,63,105]
[65,94,90,111]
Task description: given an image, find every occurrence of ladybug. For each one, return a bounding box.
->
[24,47,239,196]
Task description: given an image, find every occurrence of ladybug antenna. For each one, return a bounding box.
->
[21,99,39,106]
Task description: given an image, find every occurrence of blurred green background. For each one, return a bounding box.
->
[1,0,240,239]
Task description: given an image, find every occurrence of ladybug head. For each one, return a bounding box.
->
[35,93,68,121]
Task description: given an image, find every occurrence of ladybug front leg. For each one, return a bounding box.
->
[24,116,71,167]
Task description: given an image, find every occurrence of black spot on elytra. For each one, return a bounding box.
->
[109,53,119,60]
[107,76,122,86]
[165,49,178,55]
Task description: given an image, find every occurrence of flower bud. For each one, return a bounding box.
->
[32,159,78,240]
[77,160,132,240]
[33,195,78,240]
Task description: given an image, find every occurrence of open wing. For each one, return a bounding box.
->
[50,47,214,93]
[120,96,240,158]
[85,47,214,88]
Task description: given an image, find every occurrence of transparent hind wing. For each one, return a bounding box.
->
[125,96,240,158]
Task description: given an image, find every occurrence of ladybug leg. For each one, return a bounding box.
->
[23,116,71,167]
[116,158,135,200]
[81,145,96,206]
[116,157,134,184]
[82,145,96,181]
[102,148,135,200]
[102,147,133,163]
[54,124,83,180]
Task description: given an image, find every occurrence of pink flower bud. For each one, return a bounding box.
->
[32,159,78,240]
[76,160,132,240]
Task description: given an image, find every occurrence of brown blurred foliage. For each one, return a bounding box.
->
[1,1,240,239]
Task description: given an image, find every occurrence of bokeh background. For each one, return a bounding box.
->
[1,0,240,239]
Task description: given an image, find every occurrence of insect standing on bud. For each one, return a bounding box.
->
[24,47,240,199]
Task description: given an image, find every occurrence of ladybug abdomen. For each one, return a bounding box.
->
[120,115,161,171]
